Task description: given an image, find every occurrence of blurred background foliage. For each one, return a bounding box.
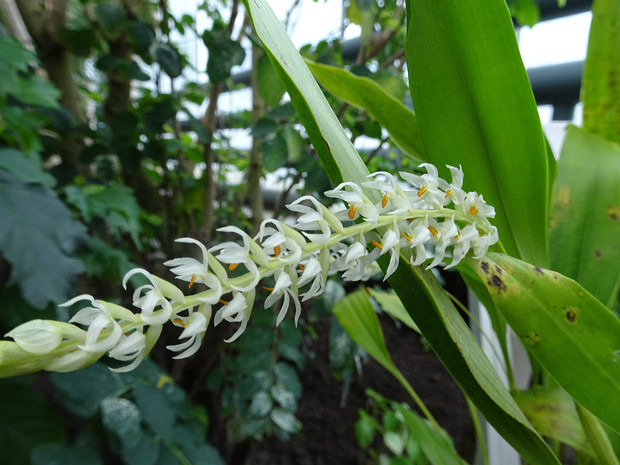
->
[0,0,425,463]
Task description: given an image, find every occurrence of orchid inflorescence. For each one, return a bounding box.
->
[1,164,498,377]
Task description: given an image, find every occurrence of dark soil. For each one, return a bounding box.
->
[242,315,476,465]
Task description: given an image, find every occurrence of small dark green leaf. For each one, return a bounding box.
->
[128,21,154,55]
[248,391,273,417]
[274,362,302,398]
[355,411,378,448]
[122,434,160,465]
[269,408,300,434]
[257,53,286,106]
[151,42,183,78]
[202,25,245,83]
[101,397,142,447]
[95,3,127,39]
[134,384,176,440]
[0,172,86,308]
[261,134,288,172]
[271,384,297,410]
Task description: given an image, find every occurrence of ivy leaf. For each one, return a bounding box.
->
[101,397,143,448]
[0,171,86,308]
[202,23,245,83]
[151,42,183,78]
[257,53,286,107]
[260,134,288,172]
[95,2,127,39]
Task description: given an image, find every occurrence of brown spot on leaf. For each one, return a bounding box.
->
[608,205,620,221]
[594,249,602,258]
[495,265,502,275]
[564,307,578,323]
[524,332,542,347]
[489,274,507,293]
[480,261,489,274]
[533,266,544,275]
[556,186,572,206]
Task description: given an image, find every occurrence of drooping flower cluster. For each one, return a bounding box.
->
[1,164,498,377]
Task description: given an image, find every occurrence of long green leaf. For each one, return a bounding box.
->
[307,61,425,161]
[582,0,620,145]
[550,125,620,309]
[468,252,620,432]
[244,0,370,187]
[386,258,560,465]
[399,407,467,465]
[405,0,550,266]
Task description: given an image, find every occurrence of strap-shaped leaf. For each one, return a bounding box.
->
[244,0,370,187]
[307,61,425,162]
[405,0,550,266]
[582,0,620,145]
[469,252,620,432]
[386,257,560,465]
[550,125,620,309]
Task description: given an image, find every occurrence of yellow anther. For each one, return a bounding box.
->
[263,286,274,291]
[173,318,187,327]
[469,205,478,215]
[454,232,461,240]
[371,240,383,250]
[401,232,411,242]
[274,245,281,256]
[428,226,438,237]
[381,194,389,208]
[299,264,305,271]
[417,185,427,197]
[445,189,453,198]
[189,274,197,288]
[348,204,356,220]
[229,263,239,271]
[219,298,229,305]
